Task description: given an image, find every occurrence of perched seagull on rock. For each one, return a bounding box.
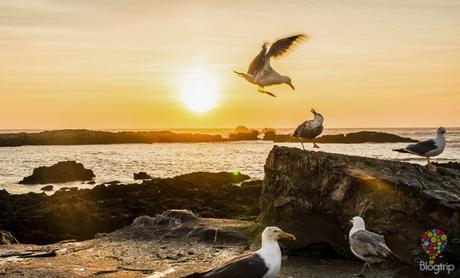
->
[349,216,397,277]
[393,127,446,170]
[292,108,324,149]
[234,34,307,97]
[183,226,295,278]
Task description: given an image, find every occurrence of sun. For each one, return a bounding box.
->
[179,71,219,113]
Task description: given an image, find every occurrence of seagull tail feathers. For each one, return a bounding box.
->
[379,243,413,266]
[392,148,409,153]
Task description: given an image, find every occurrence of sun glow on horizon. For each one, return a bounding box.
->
[179,71,220,114]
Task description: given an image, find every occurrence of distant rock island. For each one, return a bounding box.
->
[0,128,417,146]
[19,161,95,184]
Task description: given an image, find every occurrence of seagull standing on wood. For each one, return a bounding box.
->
[183,226,295,278]
[234,34,307,97]
[292,108,324,149]
[393,127,446,170]
[349,216,398,277]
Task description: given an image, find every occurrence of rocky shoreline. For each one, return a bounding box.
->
[1,147,459,277]
[0,129,416,146]
[0,172,261,244]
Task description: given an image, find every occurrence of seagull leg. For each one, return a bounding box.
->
[301,142,306,151]
[353,263,367,277]
[426,157,437,171]
[257,87,277,97]
[313,142,320,149]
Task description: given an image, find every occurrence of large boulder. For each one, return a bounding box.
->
[19,161,95,184]
[259,146,460,266]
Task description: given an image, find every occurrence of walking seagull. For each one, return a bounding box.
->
[183,226,295,278]
[234,34,307,97]
[292,108,324,149]
[349,216,397,277]
[393,127,446,170]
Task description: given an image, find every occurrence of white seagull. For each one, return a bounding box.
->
[234,34,307,97]
[349,216,397,277]
[292,108,324,149]
[183,226,295,278]
[393,127,446,170]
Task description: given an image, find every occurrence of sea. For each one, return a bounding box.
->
[0,128,458,194]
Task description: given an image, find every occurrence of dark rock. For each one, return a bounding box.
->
[133,172,152,180]
[0,230,19,244]
[0,172,261,244]
[259,146,460,265]
[265,131,417,143]
[40,185,53,191]
[0,129,224,147]
[19,161,95,184]
[433,161,460,171]
[229,130,259,141]
[233,126,252,133]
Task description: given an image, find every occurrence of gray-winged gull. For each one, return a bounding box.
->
[183,226,295,278]
[292,108,324,149]
[349,216,397,276]
[234,34,307,97]
[393,127,446,169]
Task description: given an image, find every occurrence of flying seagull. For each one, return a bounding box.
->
[234,34,307,97]
[292,108,324,149]
[183,226,295,278]
[349,216,398,276]
[393,127,446,170]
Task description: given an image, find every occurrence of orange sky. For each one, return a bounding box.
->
[1,0,459,129]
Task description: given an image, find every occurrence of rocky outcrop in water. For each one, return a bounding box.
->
[229,130,259,140]
[133,171,152,180]
[1,172,262,244]
[263,130,417,143]
[19,161,95,184]
[0,129,224,147]
[259,146,460,267]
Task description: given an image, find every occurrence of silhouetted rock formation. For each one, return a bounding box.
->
[19,161,95,184]
[229,130,259,140]
[259,146,460,265]
[40,185,54,191]
[263,131,417,143]
[133,172,152,180]
[1,172,262,244]
[0,129,223,147]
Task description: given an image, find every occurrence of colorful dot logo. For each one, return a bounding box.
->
[420,229,448,265]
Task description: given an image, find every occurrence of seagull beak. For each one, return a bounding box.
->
[349,219,353,223]
[280,231,296,240]
[288,82,295,90]
[311,109,317,115]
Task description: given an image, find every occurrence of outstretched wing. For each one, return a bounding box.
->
[247,44,267,76]
[267,34,307,58]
